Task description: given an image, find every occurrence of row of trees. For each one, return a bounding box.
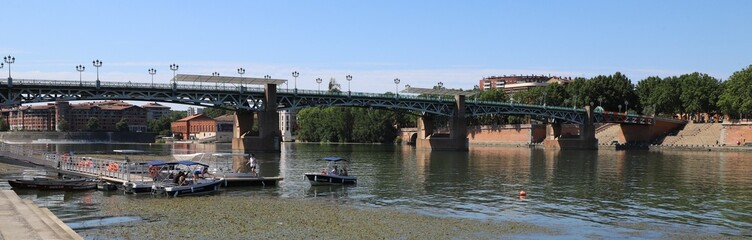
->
[296,107,414,143]
[470,65,752,121]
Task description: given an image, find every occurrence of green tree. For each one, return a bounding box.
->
[87,117,99,131]
[203,108,231,118]
[678,72,720,119]
[57,119,70,132]
[580,72,639,113]
[116,118,129,132]
[473,88,509,125]
[718,65,752,118]
[297,107,403,143]
[0,117,9,131]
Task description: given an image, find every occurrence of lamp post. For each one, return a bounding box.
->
[292,71,299,92]
[618,104,622,113]
[394,78,400,96]
[598,97,603,107]
[624,100,629,114]
[346,74,352,95]
[572,95,577,109]
[148,68,156,87]
[76,65,85,86]
[3,55,14,82]
[92,59,102,80]
[4,55,15,80]
[238,68,245,78]
[169,63,179,84]
[316,78,322,92]
[437,81,443,89]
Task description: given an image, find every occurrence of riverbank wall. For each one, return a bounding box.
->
[0,132,155,143]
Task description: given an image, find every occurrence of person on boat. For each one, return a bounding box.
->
[194,166,204,179]
[330,165,340,176]
[340,166,348,176]
[201,167,212,178]
[174,171,186,185]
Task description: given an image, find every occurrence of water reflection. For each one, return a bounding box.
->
[306,185,353,198]
[2,142,751,237]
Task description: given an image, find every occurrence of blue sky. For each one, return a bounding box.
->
[2,1,751,101]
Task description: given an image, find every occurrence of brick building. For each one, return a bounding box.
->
[1,101,151,132]
[171,114,217,140]
[478,75,572,94]
[142,102,171,121]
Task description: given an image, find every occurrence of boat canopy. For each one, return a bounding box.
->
[147,160,169,166]
[320,157,348,162]
[212,153,249,157]
[149,160,208,167]
[113,150,146,154]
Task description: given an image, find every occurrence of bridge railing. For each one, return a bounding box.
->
[11,79,268,93]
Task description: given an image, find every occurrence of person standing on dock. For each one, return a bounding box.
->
[248,154,257,175]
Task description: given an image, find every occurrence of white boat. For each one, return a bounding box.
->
[304,157,357,186]
[209,153,283,187]
[150,160,225,197]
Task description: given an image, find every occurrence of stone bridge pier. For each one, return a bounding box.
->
[232,84,281,152]
[416,95,469,151]
[542,106,597,149]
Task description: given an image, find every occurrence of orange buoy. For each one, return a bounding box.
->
[519,190,527,196]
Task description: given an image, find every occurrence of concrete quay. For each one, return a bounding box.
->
[0,190,82,240]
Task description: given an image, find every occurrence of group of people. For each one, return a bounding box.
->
[169,167,211,186]
[329,165,348,176]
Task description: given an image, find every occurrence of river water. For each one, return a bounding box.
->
[1,142,750,238]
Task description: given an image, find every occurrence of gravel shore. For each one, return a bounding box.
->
[80,195,557,239]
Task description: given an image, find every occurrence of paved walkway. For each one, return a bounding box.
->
[0,190,81,240]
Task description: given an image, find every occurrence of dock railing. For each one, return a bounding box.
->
[1,142,134,183]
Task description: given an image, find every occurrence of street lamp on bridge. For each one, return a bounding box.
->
[76,65,85,86]
[346,75,352,96]
[316,78,322,92]
[169,63,179,84]
[292,71,299,92]
[212,72,220,76]
[394,78,400,96]
[572,95,577,109]
[5,55,16,81]
[92,59,102,80]
[148,68,156,87]
[624,100,629,114]
[238,68,245,77]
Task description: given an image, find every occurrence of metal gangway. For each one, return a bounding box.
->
[0,143,147,184]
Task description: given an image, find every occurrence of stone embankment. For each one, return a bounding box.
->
[0,190,82,240]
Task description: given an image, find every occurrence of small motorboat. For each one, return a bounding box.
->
[8,178,97,191]
[150,160,225,197]
[304,157,357,186]
[97,181,118,191]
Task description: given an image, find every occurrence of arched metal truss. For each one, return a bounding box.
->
[1,79,266,110]
[1,79,657,125]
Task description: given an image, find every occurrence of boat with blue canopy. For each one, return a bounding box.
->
[304,157,357,185]
[150,160,225,197]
